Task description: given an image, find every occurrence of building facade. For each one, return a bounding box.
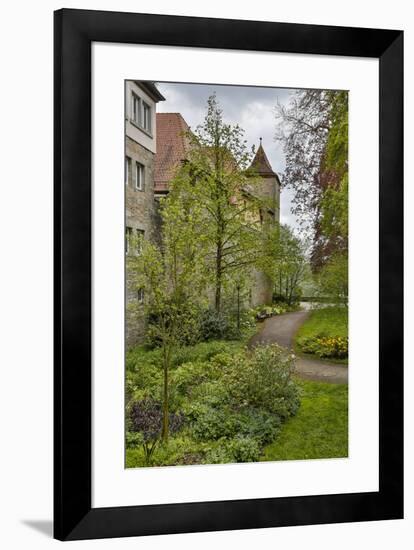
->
[125,81,165,347]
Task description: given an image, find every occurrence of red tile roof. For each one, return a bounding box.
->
[154,113,191,193]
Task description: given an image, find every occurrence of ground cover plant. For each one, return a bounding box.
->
[295,306,348,363]
[126,340,301,467]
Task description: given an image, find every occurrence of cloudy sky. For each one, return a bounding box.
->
[156,82,298,229]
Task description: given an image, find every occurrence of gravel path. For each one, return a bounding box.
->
[249,311,348,384]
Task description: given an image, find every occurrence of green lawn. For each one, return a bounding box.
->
[295,306,348,364]
[262,379,348,461]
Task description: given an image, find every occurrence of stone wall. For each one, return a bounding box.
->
[125,136,158,348]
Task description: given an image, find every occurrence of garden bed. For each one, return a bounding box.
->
[126,339,300,467]
[294,306,348,364]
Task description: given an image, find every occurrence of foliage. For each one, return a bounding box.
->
[295,306,348,362]
[316,252,348,305]
[263,379,348,461]
[125,339,301,467]
[224,344,300,417]
[226,437,261,463]
[128,176,209,440]
[171,94,271,313]
[275,90,348,271]
[298,335,348,359]
[199,308,235,341]
[129,398,184,464]
[198,306,254,341]
[262,224,308,305]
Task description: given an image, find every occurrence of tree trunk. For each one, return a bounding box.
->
[215,243,222,313]
[161,343,170,442]
[236,285,240,330]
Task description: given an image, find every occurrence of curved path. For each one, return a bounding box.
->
[249,311,348,384]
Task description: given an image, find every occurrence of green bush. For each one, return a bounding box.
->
[190,400,281,446]
[192,406,239,440]
[126,435,205,467]
[227,437,261,462]
[224,345,300,418]
[204,445,233,464]
[198,308,244,341]
[125,431,143,448]
[235,408,281,445]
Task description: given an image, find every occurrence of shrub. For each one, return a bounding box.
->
[129,398,184,464]
[224,345,300,418]
[235,408,281,445]
[199,309,229,340]
[297,335,348,359]
[198,308,251,342]
[126,435,206,467]
[172,340,231,366]
[125,431,143,448]
[226,437,261,462]
[190,400,281,445]
[170,360,221,399]
[191,405,238,440]
[204,445,233,464]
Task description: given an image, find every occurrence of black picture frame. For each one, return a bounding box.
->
[54,8,403,541]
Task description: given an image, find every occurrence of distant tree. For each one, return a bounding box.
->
[264,224,308,305]
[174,94,269,313]
[316,252,348,306]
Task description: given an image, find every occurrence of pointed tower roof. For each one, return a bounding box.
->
[250,138,277,177]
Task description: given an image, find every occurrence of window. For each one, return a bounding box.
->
[130,91,152,134]
[135,162,145,190]
[125,226,132,254]
[125,157,131,186]
[136,229,145,255]
[137,288,144,304]
[131,92,141,126]
[142,101,151,132]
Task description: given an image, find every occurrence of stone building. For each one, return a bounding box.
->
[125,90,281,348]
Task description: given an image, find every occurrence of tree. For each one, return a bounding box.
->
[275,90,348,271]
[316,252,348,306]
[264,224,308,305]
[174,94,269,313]
[128,193,207,441]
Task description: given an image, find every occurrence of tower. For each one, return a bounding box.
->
[248,139,281,306]
[249,138,280,223]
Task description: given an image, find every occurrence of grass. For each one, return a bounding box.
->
[262,379,348,461]
[295,306,348,364]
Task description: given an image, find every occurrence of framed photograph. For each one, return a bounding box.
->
[54,9,403,541]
